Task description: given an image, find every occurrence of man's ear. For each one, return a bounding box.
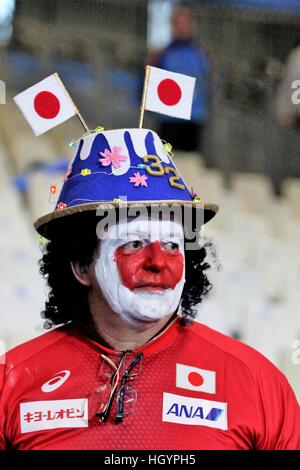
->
[71,261,92,287]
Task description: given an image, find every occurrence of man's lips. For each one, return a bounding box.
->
[133,282,171,292]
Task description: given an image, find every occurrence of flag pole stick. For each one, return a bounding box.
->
[55,72,90,134]
[76,111,90,134]
[138,65,150,129]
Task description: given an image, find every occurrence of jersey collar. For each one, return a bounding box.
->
[73,316,188,358]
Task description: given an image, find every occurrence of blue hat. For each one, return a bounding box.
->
[34,128,218,238]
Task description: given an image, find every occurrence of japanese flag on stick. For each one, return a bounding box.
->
[144,66,196,120]
[13,73,78,136]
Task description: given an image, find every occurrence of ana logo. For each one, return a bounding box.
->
[41,370,71,393]
[162,393,227,430]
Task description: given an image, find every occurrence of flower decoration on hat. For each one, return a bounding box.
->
[56,202,67,210]
[191,187,201,202]
[99,146,128,169]
[129,171,148,187]
[50,184,57,195]
[191,187,199,198]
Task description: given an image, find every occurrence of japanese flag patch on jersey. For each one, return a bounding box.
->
[176,363,216,394]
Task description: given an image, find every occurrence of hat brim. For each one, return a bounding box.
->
[34,200,219,240]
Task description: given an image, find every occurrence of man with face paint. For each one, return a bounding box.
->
[69,214,187,354]
[0,128,299,450]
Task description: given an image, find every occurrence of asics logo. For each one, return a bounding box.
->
[41,370,71,393]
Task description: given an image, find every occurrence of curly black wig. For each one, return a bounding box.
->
[39,211,214,331]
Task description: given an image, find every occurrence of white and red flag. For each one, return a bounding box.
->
[13,73,77,136]
[176,363,216,394]
[144,66,196,120]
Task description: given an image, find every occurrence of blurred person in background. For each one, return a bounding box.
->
[276,35,300,129]
[152,3,213,153]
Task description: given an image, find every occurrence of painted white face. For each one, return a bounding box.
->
[94,215,185,324]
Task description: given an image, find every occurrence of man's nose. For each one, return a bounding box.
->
[143,242,167,272]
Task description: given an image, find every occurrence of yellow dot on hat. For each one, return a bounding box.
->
[164,142,173,153]
[81,169,91,176]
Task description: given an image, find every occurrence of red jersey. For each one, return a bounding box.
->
[0,318,299,450]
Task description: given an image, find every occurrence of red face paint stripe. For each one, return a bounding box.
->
[115,241,184,291]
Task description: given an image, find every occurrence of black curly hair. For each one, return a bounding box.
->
[39,211,214,331]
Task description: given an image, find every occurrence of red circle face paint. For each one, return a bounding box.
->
[114,241,184,292]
